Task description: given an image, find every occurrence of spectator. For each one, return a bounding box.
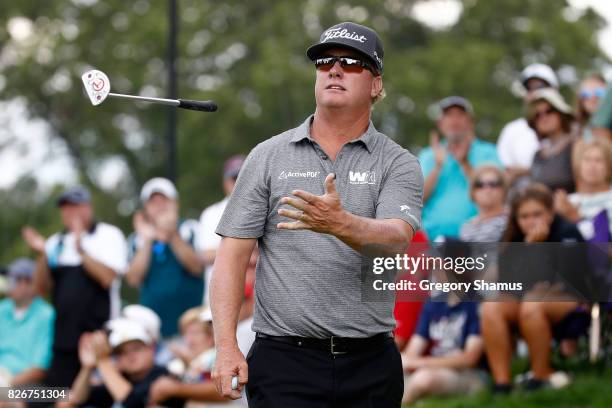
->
[555,138,612,240]
[21,186,127,387]
[126,177,203,338]
[460,165,508,242]
[400,295,485,404]
[574,73,607,141]
[527,88,576,193]
[198,155,245,307]
[481,184,583,392]
[590,76,612,141]
[69,325,184,408]
[497,63,559,186]
[0,258,54,386]
[420,96,502,240]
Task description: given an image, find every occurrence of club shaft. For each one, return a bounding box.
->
[108,92,179,106]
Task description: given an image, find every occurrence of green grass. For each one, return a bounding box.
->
[403,362,612,408]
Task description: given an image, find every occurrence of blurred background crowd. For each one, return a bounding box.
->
[1,0,612,407]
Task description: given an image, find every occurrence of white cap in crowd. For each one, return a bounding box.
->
[107,317,152,349]
[122,304,162,341]
[520,63,559,89]
[140,177,178,203]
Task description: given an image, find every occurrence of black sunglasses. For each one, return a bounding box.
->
[474,180,503,189]
[314,56,376,74]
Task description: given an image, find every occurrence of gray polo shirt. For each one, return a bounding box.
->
[216,115,423,338]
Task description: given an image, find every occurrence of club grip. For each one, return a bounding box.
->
[178,99,218,112]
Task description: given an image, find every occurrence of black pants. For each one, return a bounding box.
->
[45,349,80,388]
[246,336,403,408]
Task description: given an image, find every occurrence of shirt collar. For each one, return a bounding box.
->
[289,115,376,153]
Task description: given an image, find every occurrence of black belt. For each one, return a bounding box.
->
[256,332,394,355]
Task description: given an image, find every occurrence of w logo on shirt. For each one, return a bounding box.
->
[349,171,376,185]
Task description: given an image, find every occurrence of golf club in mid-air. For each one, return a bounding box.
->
[81,69,218,112]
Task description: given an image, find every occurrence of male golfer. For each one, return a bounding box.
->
[211,22,423,407]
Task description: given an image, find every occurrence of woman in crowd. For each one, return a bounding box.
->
[556,138,612,240]
[574,73,607,141]
[460,165,508,242]
[527,89,576,193]
[481,183,584,393]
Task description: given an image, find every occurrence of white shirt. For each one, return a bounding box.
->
[497,118,540,168]
[198,197,229,306]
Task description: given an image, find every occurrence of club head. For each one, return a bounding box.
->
[81,70,110,106]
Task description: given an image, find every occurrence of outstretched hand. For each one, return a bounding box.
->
[277,173,347,235]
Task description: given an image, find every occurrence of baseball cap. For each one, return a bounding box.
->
[108,318,152,349]
[437,96,474,118]
[140,177,178,202]
[57,186,91,207]
[7,258,35,280]
[122,305,161,341]
[307,22,384,73]
[223,155,246,180]
[520,63,559,89]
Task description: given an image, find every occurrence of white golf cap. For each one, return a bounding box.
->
[122,305,161,341]
[107,318,152,349]
[140,177,178,202]
[520,63,559,89]
[527,88,572,115]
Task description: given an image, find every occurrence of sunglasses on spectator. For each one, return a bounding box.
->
[579,87,606,100]
[314,56,376,74]
[474,180,503,189]
[532,107,557,121]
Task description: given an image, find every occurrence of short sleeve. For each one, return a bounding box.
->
[198,203,224,251]
[376,151,423,232]
[414,302,432,340]
[215,146,270,239]
[591,84,612,130]
[88,225,128,275]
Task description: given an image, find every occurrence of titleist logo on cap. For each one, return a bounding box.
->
[322,28,367,43]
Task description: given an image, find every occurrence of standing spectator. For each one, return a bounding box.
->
[497,63,559,186]
[527,88,576,193]
[69,326,184,408]
[401,296,485,404]
[481,184,583,392]
[555,138,612,240]
[420,96,501,240]
[574,73,607,141]
[126,177,203,338]
[460,165,508,242]
[21,186,127,387]
[0,258,54,386]
[198,155,245,307]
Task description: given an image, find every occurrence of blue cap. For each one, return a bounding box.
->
[57,186,91,207]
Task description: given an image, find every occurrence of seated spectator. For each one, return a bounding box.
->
[401,295,485,404]
[498,63,559,188]
[527,88,577,193]
[555,138,612,240]
[148,308,229,406]
[0,259,54,387]
[21,186,127,388]
[420,96,502,240]
[481,184,583,393]
[460,165,508,242]
[574,73,607,141]
[126,178,204,339]
[69,324,184,408]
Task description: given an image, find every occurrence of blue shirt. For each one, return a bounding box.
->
[129,220,203,337]
[415,300,479,357]
[419,138,502,239]
[0,297,55,375]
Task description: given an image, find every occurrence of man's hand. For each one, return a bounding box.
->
[211,345,248,400]
[22,226,46,254]
[525,220,550,243]
[277,173,346,234]
[149,376,179,404]
[90,331,112,363]
[78,333,97,369]
[133,211,156,243]
[430,130,446,169]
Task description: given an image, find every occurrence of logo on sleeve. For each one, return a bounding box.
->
[349,171,376,185]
